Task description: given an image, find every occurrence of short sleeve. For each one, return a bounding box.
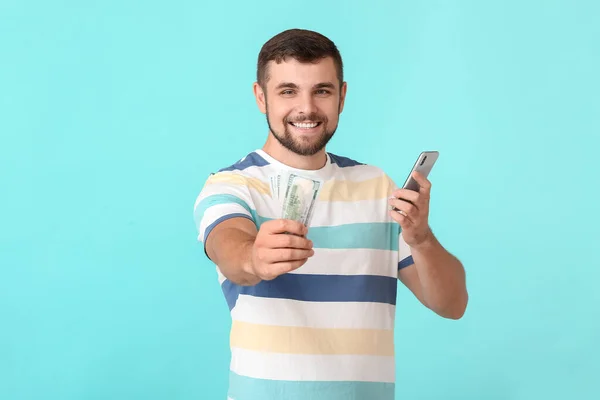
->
[193,171,257,254]
[398,234,414,270]
[384,172,414,271]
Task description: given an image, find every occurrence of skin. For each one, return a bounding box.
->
[253,56,347,170]
[205,55,468,320]
[389,171,468,319]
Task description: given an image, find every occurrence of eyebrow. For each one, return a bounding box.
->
[314,82,336,90]
[275,82,336,90]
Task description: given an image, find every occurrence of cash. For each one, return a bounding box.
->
[269,172,321,228]
[269,174,282,201]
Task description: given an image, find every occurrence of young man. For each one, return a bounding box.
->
[193,28,468,400]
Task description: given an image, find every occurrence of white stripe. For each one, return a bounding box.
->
[310,198,393,226]
[198,203,252,241]
[231,295,395,330]
[290,248,397,277]
[216,266,226,285]
[230,348,395,383]
[254,149,388,181]
[398,234,413,263]
[330,164,389,182]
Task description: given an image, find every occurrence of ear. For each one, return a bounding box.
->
[338,81,348,114]
[253,82,267,114]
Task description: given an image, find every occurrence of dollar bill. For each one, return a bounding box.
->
[280,173,321,227]
[269,173,283,201]
[269,175,277,199]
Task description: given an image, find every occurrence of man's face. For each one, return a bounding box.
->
[254,57,347,156]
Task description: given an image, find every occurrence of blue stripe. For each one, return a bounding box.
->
[203,213,254,244]
[218,152,270,172]
[398,255,414,270]
[202,213,255,260]
[229,371,395,400]
[221,273,398,310]
[328,152,364,168]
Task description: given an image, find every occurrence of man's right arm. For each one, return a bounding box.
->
[205,217,314,287]
[194,172,314,286]
[205,217,261,286]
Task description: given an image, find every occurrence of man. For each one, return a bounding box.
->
[193,28,468,400]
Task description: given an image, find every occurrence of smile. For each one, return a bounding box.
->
[289,122,322,129]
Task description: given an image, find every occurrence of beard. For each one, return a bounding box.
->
[265,102,340,157]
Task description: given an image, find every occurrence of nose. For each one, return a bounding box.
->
[297,92,318,117]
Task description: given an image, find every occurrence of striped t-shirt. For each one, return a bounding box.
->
[193,149,414,400]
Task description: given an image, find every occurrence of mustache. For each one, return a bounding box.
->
[285,113,327,123]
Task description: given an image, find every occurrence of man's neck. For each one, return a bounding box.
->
[262,135,327,170]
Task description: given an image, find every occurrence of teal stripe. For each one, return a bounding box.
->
[229,371,395,400]
[253,220,398,251]
[309,222,399,251]
[253,217,399,251]
[194,194,256,229]
[195,196,399,251]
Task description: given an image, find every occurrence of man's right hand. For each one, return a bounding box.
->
[247,219,314,281]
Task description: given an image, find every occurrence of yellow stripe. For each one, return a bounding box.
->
[205,172,394,202]
[206,173,270,196]
[230,320,394,356]
[318,175,394,202]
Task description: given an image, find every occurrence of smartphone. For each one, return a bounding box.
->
[401,151,439,192]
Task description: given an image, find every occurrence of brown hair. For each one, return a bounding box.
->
[257,29,344,88]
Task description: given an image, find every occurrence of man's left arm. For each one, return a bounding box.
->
[388,171,468,320]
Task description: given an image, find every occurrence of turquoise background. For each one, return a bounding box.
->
[1,0,598,399]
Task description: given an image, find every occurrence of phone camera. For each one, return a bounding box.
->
[420,156,427,166]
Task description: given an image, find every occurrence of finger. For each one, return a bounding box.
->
[389,208,414,228]
[270,234,313,250]
[389,195,419,212]
[266,219,307,236]
[271,259,310,276]
[391,188,419,205]
[264,248,315,263]
[411,171,432,196]
[389,199,417,222]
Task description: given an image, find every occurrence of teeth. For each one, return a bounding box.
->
[292,122,319,129]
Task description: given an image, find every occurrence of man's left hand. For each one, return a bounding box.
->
[388,171,433,247]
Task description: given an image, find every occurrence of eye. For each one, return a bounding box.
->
[280,89,295,95]
[315,89,331,95]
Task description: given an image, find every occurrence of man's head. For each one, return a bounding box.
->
[253,29,347,157]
